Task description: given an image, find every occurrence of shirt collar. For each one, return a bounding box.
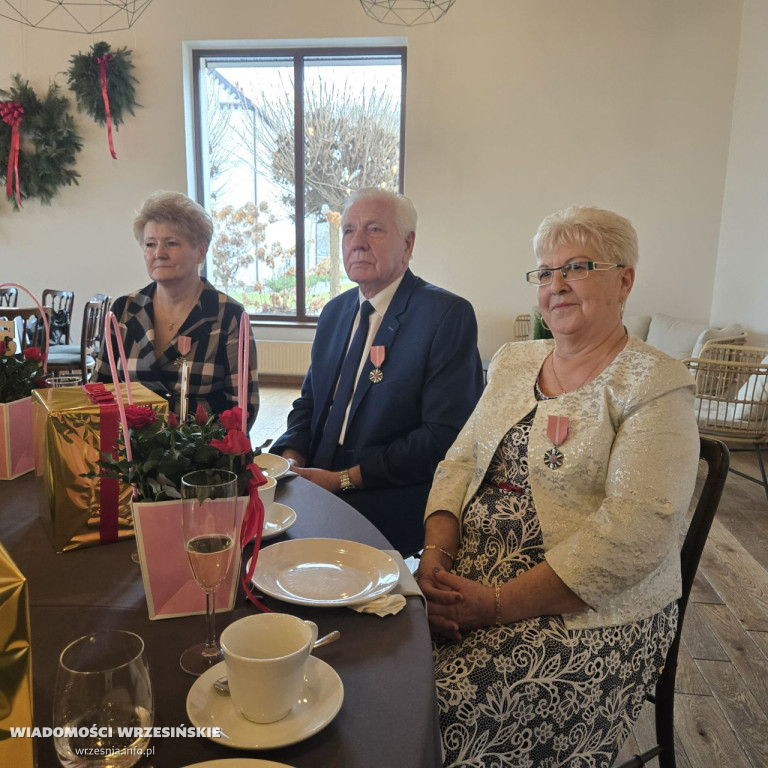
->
[358,273,405,317]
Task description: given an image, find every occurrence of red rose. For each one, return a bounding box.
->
[125,405,158,430]
[211,428,251,455]
[219,407,243,432]
[167,411,179,428]
[23,346,43,362]
[195,404,208,425]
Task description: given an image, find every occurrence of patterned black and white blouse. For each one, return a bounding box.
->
[94,278,259,429]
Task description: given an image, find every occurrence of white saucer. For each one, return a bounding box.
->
[261,503,296,541]
[255,453,290,479]
[186,657,343,750]
[183,760,295,767]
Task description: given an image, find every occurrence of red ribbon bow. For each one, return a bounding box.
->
[96,54,117,159]
[1,101,24,207]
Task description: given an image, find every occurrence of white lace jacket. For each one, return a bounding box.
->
[425,334,699,629]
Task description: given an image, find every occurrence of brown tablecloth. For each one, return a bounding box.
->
[0,472,442,768]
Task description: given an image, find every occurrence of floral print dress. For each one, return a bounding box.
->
[433,407,677,768]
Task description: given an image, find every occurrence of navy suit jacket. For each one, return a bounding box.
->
[272,269,483,554]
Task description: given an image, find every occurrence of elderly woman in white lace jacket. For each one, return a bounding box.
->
[418,206,699,768]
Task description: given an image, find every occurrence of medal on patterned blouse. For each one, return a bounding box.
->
[369,345,385,383]
[544,414,570,469]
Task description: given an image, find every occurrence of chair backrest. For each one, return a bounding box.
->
[0,287,18,307]
[42,288,75,344]
[512,313,532,342]
[80,298,111,380]
[0,306,52,353]
[644,437,730,768]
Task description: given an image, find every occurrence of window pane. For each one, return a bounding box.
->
[197,49,404,321]
[302,57,402,316]
[204,59,298,316]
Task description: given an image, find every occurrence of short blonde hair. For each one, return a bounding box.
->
[133,191,213,248]
[533,206,639,268]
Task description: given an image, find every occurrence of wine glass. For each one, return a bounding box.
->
[53,630,153,768]
[179,468,239,675]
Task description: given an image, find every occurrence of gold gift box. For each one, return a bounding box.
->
[32,383,168,553]
[0,542,33,768]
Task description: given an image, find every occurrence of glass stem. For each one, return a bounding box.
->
[205,590,217,653]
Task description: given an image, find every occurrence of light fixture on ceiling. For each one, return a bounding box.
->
[359,0,457,26]
[0,0,153,34]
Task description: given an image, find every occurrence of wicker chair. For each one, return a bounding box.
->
[683,344,768,499]
[512,313,532,342]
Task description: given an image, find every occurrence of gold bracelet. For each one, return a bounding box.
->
[494,584,503,627]
[423,544,455,562]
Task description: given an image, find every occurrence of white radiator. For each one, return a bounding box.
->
[256,341,312,376]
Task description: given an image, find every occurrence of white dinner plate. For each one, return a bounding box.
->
[254,453,290,479]
[261,503,296,540]
[249,538,399,606]
[186,658,343,750]
[183,760,295,767]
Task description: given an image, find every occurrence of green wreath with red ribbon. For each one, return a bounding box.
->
[67,41,139,159]
[0,75,82,210]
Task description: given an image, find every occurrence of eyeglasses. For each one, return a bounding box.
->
[526,261,625,286]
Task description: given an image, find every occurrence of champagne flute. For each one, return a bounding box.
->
[180,468,239,676]
[53,630,153,768]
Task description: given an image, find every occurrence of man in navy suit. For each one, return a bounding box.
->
[271,188,483,555]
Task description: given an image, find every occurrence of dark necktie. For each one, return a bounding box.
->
[313,300,374,469]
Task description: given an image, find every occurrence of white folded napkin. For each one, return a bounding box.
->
[350,549,425,617]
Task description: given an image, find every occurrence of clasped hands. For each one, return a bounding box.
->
[418,556,497,641]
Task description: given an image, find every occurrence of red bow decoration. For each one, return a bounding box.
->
[1,101,24,207]
[96,53,117,159]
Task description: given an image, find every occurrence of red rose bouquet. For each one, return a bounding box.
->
[92,403,270,502]
[0,339,48,403]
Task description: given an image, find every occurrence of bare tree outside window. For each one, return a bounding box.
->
[195,49,405,322]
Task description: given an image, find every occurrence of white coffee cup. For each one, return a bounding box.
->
[220,613,318,723]
[257,476,277,512]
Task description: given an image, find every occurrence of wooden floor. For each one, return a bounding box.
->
[253,385,768,768]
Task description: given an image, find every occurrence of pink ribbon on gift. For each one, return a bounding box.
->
[1,101,24,207]
[82,382,120,543]
[96,54,117,159]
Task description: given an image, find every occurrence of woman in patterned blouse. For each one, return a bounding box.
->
[95,191,258,428]
[418,206,699,767]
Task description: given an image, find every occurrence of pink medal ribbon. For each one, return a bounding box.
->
[544,414,570,469]
[369,345,385,383]
[96,54,118,159]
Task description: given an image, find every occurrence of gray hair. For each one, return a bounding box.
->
[341,187,418,237]
[533,206,639,268]
[133,191,214,248]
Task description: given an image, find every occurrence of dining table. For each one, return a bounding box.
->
[0,470,443,768]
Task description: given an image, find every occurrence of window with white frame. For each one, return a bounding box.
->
[191,46,406,323]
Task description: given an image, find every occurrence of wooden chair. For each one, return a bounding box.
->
[47,296,111,384]
[512,313,532,342]
[42,288,75,345]
[615,437,730,768]
[683,344,768,499]
[0,286,18,307]
[0,306,52,353]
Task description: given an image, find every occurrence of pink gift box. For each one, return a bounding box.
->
[0,396,34,480]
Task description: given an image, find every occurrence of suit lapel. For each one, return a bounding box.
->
[346,270,418,425]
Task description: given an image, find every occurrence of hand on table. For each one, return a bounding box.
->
[290,465,341,493]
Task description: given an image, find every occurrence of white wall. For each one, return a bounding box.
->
[0,0,746,358]
[715,0,768,346]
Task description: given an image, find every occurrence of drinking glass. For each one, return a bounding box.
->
[179,468,239,675]
[53,630,153,768]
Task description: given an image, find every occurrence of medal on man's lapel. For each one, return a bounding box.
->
[369,345,385,383]
[544,414,570,469]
